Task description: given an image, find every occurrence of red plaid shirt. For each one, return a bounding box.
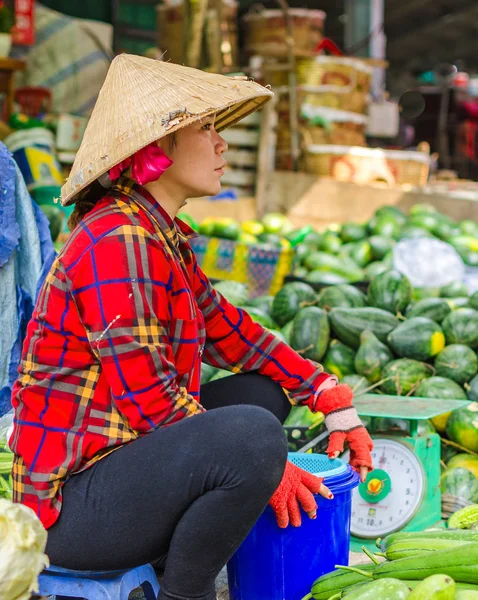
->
[10,177,335,529]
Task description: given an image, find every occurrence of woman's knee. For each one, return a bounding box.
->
[220,405,288,487]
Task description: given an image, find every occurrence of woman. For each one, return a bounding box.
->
[10,55,373,600]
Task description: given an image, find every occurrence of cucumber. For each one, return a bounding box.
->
[371,542,478,583]
[455,591,478,599]
[306,271,350,285]
[408,574,455,600]
[341,221,368,243]
[387,317,445,361]
[367,269,413,315]
[309,563,376,600]
[380,536,472,560]
[379,530,478,551]
[329,307,399,349]
[303,252,364,281]
[342,578,410,600]
[355,330,393,384]
[290,306,330,362]
[368,235,395,261]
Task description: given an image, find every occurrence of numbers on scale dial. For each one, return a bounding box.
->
[345,439,425,538]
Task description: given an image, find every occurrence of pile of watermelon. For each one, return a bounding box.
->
[291,203,478,284]
[205,264,478,502]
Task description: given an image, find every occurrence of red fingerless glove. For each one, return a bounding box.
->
[269,461,324,528]
[318,384,374,472]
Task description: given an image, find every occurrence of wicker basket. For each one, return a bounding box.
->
[301,105,368,147]
[156,0,238,66]
[243,7,325,57]
[304,144,431,186]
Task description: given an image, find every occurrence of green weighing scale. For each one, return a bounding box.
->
[342,394,470,551]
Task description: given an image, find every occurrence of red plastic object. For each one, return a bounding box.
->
[15,87,52,117]
[314,38,345,57]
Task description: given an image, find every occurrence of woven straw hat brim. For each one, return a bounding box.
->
[61,54,273,206]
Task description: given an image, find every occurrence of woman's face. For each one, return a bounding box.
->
[159,114,228,199]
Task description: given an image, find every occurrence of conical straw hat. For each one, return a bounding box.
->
[61,54,274,206]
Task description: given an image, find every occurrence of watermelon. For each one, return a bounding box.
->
[342,375,371,395]
[268,329,287,343]
[407,213,441,232]
[243,307,276,329]
[318,232,342,254]
[271,282,317,326]
[317,284,367,311]
[368,235,395,261]
[447,454,478,479]
[290,307,330,362]
[440,467,478,503]
[409,203,438,216]
[406,298,452,324]
[381,359,433,395]
[306,271,350,285]
[365,261,389,281]
[367,270,412,315]
[470,292,478,311]
[369,216,401,239]
[435,345,478,385]
[281,320,293,344]
[329,307,399,348]
[214,280,249,306]
[466,375,478,401]
[415,376,467,433]
[460,220,478,237]
[374,205,407,224]
[442,309,478,348]
[209,368,234,381]
[304,252,364,281]
[322,340,356,379]
[200,363,217,384]
[447,297,470,310]
[340,222,368,243]
[248,295,274,315]
[355,329,393,384]
[398,226,434,240]
[412,287,440,302]
[340,241,373,268]
[440,281,469,298]
[387,317,445,361]
[446,402,478,453]
[284,406,325,429]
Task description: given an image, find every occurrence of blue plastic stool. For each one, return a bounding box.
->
[38,564,160,600]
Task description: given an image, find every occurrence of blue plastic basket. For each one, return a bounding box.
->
[227,453,359,600]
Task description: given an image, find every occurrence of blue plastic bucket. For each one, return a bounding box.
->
[227,453,360,600]
[4,128,63,191]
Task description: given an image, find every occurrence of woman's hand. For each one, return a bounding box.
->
[314,384,374,479]
[269,461,334,528]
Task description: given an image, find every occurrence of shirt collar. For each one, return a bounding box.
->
[111,176,198,243]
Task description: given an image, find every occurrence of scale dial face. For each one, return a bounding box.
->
[345,438,425,538]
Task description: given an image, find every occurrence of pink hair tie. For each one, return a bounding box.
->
[109,142,173,185]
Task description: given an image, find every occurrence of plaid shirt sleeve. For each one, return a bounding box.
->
[192,263,337,404]
[69,224,204,433]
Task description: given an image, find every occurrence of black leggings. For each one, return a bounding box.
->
[45,373,291,600]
